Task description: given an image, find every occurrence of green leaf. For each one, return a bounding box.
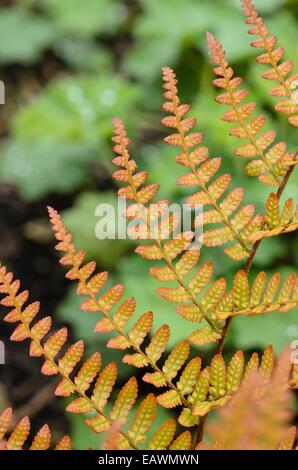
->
[0,7,55,64]
[125,0,260,80]
[42,0,126,37]
[232,308,298,353]
[0,140,95,201]
[1,74,141,199]
[12,75,140,144]
[54,38,112,72]
[68,413,106,450]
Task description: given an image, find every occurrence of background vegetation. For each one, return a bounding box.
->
[0,0,297,448]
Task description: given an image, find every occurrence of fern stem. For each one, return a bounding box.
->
[194,415,207,449]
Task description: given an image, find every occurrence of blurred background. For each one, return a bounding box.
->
[0,0,297,448]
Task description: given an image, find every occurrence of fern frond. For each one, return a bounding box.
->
[48,207,201,410]
[241,0,298,128]
[0,408,71,450]
[197,350,296,450]
[216,270,298,319]
[248,193,298,241]
[111,117,223,333]
[207,33,295,187]
[0,264,168,449]
[161,66,258,260]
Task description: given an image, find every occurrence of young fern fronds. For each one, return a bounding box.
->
[216,270,298,320]
[241,0,298,128]
[0,408,72,450]
[207,33,295,187]
[112,118,222,332]
[48,207,196,408]
[0,264,165,450]
[161,66,261,261]
[248,193,298,242]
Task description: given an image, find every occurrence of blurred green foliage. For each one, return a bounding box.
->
[0,0,297,448]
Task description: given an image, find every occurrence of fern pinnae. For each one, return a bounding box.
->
[0,408,71,450]
[248,193,298,242]
[0,261,189,449]
[197,350,294,450]
[0,264,155,450]
[48,206,192,408]
[216,270,298,319]
[241,0,298,128]
[195,7,298,440]
[161,66,257,261]
[112,117,222,333]
[207,32,295,187]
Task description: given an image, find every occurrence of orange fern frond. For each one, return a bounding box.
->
[241,0,298,128]
[0,263,165,449]
[49,208,292,428]
[207,32,295,187]
[111,117,224,334]
[0,408,71,450]
[197,350,296,450]
[48,207,204,411]
[161,66,260,261]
